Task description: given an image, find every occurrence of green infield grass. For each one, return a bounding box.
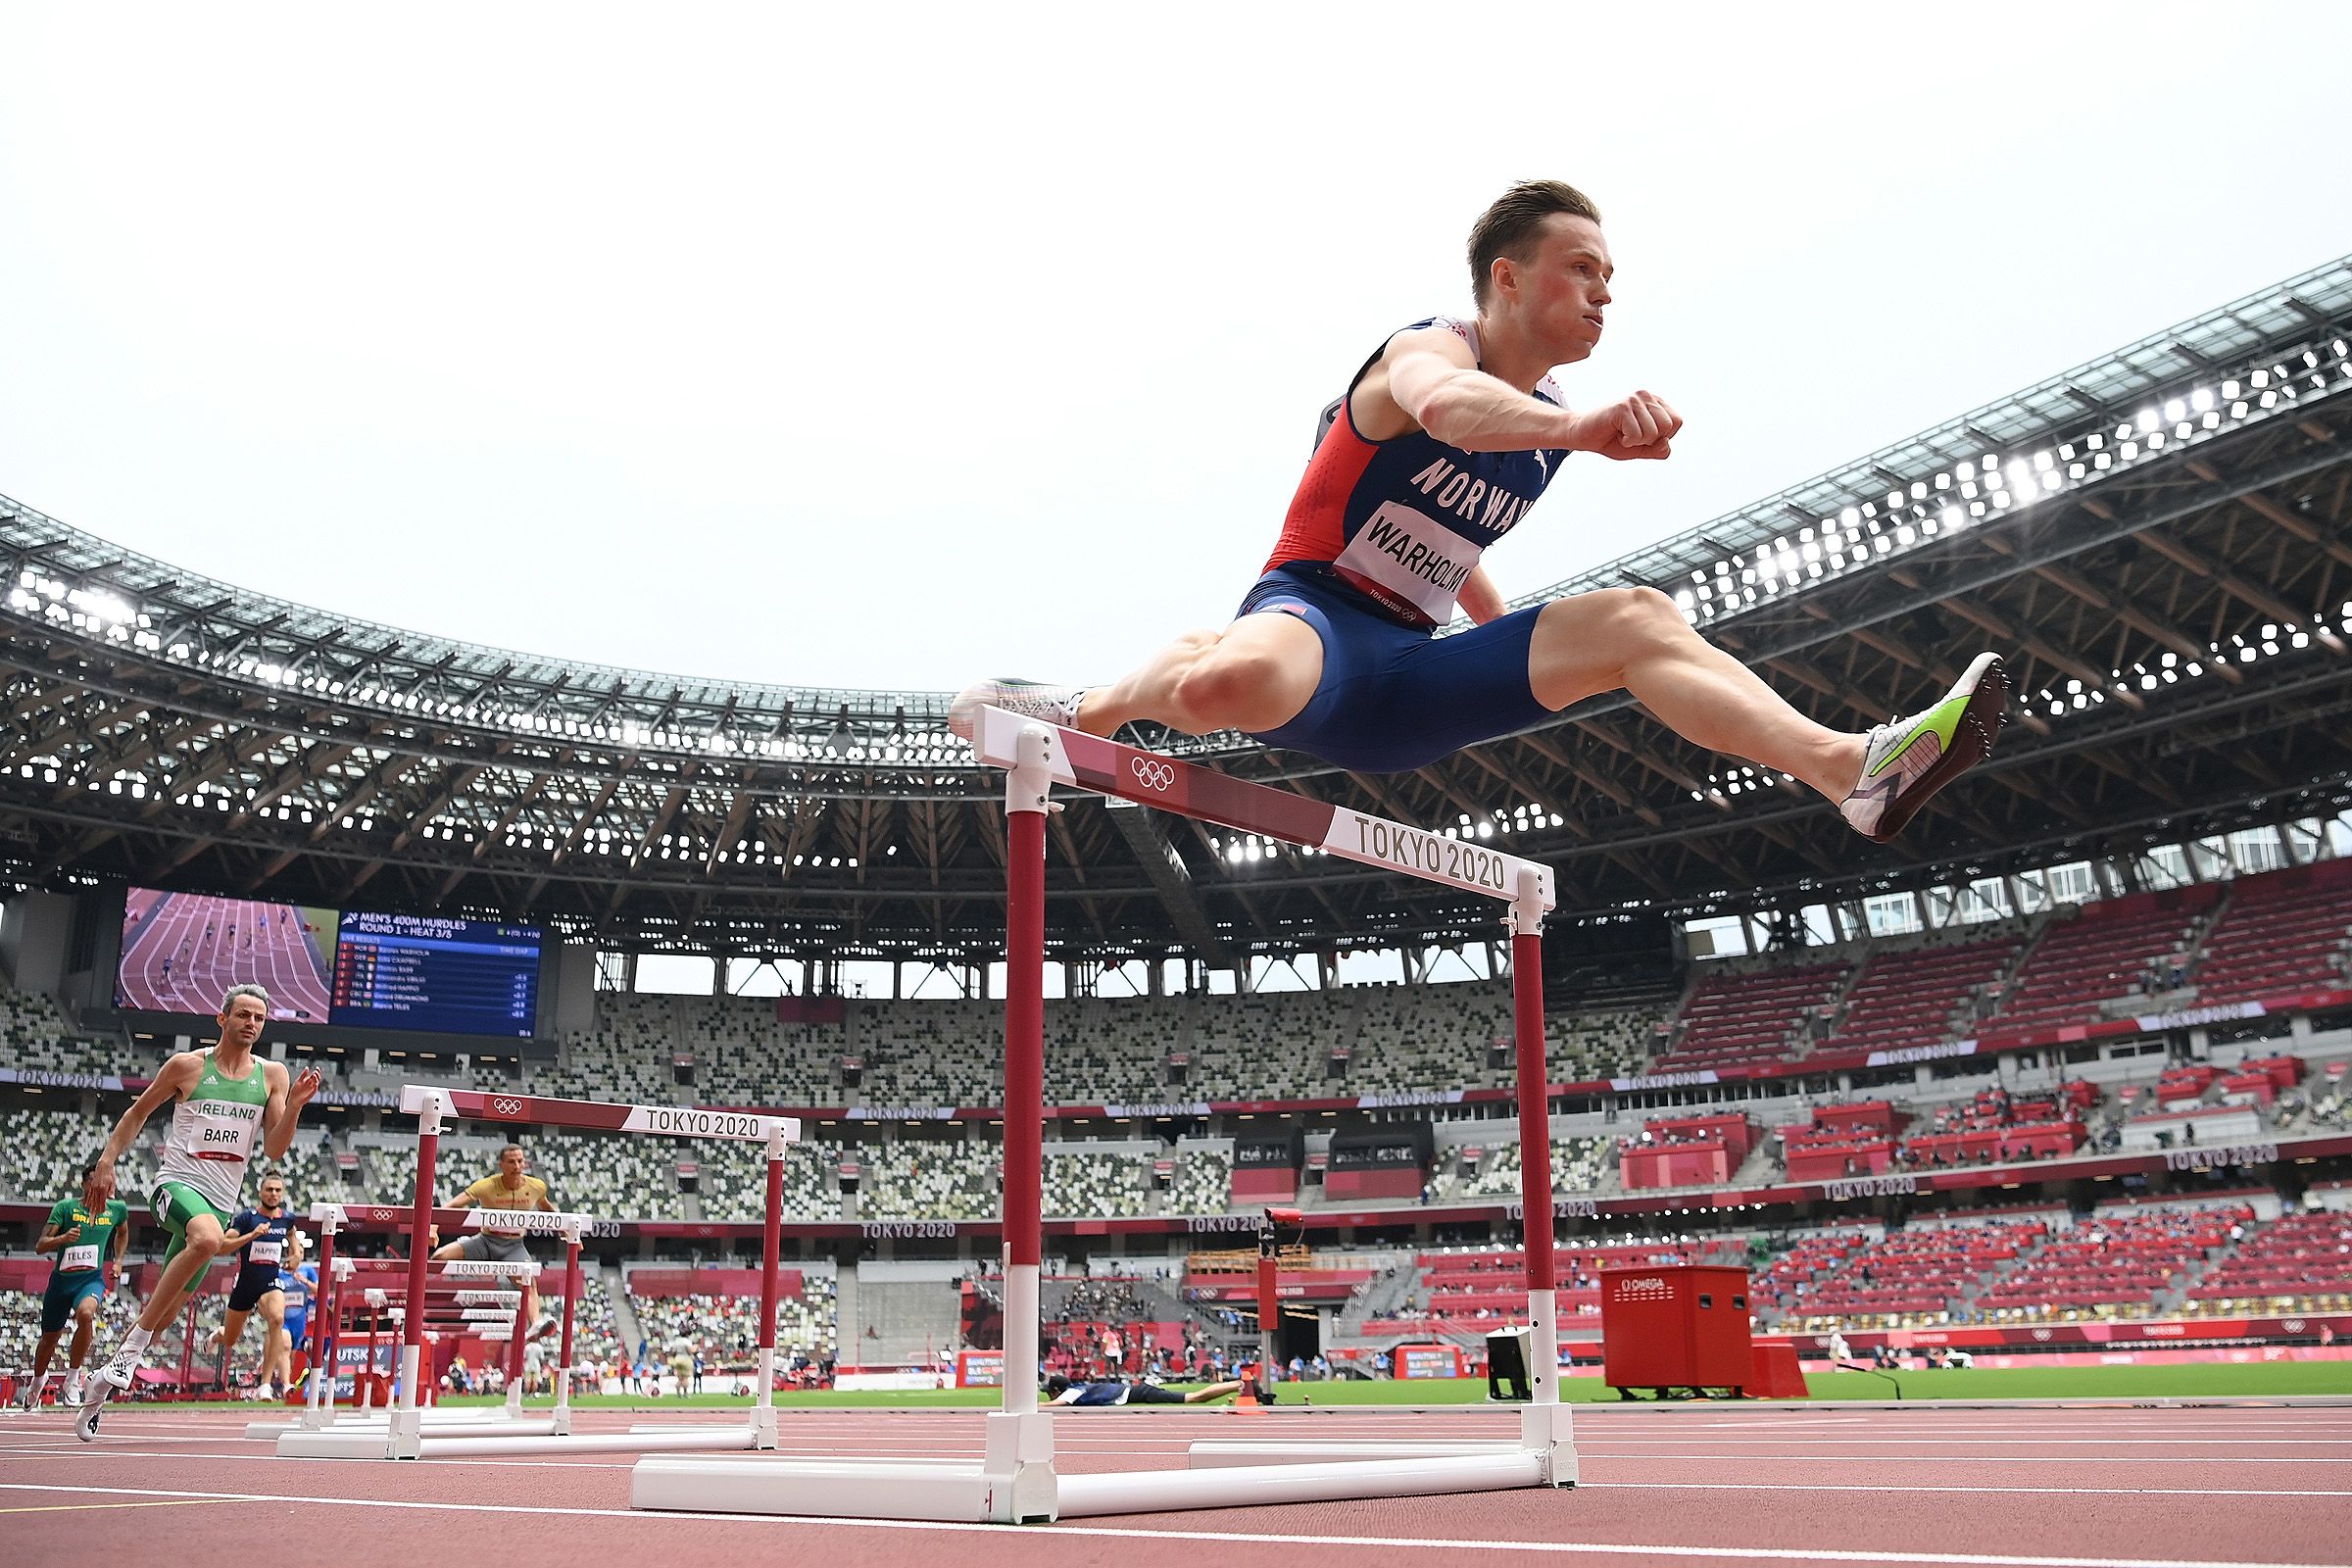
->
[415,1359,2351,1411]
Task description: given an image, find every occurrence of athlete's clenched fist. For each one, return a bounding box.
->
[1567,390,1681,462]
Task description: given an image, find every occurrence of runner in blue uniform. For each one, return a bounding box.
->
[1044,1373,1259,1406]
[953,180,2005,842]
[212,1173,304,1399]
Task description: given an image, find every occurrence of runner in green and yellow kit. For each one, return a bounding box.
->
[74,983,319,1439]
[17,1159,131,1410]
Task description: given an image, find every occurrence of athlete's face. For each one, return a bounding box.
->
[501,1149,528,1182]
[261,1179,286,1211]
[219,996,267,1051]
[1500,214,1613,365]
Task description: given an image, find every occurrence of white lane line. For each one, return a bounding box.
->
[0,1482,2343,1568]
[0,1463,2337,1499]
[1591,1439,2352,1447]
[8,1444,2347,1467]
[1550,1455,2352,1465]
[1594,1482,2352,1498]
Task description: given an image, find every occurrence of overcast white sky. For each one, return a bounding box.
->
[6,4,2350,699]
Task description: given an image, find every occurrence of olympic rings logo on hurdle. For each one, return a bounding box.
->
[1130,757,1175,792]
[491,1097,525,1118]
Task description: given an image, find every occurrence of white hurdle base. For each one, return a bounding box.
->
[278,1414,565,1457]
[275,1405,778,1460]
[246,1405,539,1441]
[1186,1404,1579,1488]
[631,1449,1553,1523]
[631,1404,1573,1522]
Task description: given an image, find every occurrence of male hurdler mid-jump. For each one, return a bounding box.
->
[953,179,2004,842]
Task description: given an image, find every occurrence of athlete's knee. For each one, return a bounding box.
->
[183,1218,227,1257]
[1607,585,1689,640]
[1170,645,1299,731]
[1580,586,1696,665]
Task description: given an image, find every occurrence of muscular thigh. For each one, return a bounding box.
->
[1525,590,1646,710]
[1210,608,1325,723]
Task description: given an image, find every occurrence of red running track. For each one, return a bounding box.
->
[2,1401,2348,1567]
[119,891,335,1022]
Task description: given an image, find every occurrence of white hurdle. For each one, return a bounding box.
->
[631,708,1576,1522]
[276,1086,799,1459]
[246,1206,571,1439]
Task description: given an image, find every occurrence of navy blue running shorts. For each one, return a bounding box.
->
[1234,565,1549,773]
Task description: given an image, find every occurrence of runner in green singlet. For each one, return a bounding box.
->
[74,983,320,1439]
[18,1159,131,1410]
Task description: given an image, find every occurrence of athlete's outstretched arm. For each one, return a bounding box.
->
[1370,327,1681,460]
[1368,329,1574,451]
[261,1063,321,1160]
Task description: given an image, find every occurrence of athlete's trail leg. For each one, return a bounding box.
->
[136,1215,226,1335]
[69,1298,96,1371]
[1078,613,1324,737]
[1530,589,1865,801]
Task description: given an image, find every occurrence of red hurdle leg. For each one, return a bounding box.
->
[1510,871,1558,1406]
[558,1231,581,1413]
[394,1097,442,1451]
[1257,1245,1279,1383]
[1001,750,1047,1413]
[305,1222,336,1415]
[756,1134,783,1434]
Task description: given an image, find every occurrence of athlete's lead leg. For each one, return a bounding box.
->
[1530,588,1864,800]
[1529,587,2005,843]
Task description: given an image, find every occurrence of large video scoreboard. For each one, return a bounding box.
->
[117,888,544,1038]
[330,912,542,1038]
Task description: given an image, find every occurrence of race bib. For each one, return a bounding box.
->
[1334,502,1482,625]
[249,1239,284,1264]
[63,1244,101,1272]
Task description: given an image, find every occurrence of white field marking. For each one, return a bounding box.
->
[1592,1438,2352,1446]
[0,1431,1212,1453]
[8,1445,2350,1473]
[0,1482,2344,1568]
[0,1459,2338,1499]
[1595,1482,2352,1499]
[1549,1454,2352,1465]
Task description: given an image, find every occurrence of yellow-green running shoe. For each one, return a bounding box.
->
[1838,652,2008,843]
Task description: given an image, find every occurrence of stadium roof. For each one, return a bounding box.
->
[5,257,2350,966]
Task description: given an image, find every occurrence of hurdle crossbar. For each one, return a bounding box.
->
[630,710,1576,1523]
[276,1089,798,1460]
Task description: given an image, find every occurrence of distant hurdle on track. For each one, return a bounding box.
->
[630,708,1578,1522]
[274,1085,799,1459]
[248,1203,583,1441]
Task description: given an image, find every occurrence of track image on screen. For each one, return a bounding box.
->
[328,912,542,1037]
[118,890,339,1021]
